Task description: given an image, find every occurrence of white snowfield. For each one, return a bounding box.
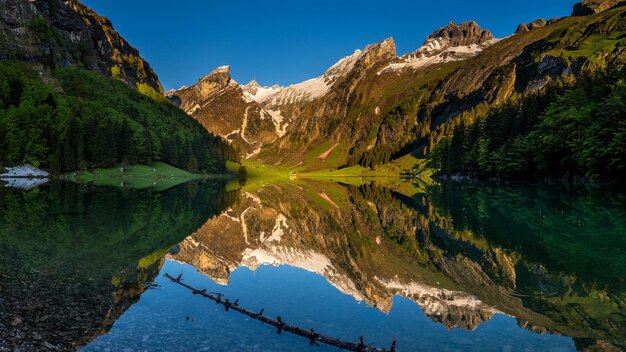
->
[378,37,501,75]
[376,277,500,317]
[1,164,49,178]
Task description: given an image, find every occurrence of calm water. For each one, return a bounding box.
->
[0,179,624,351]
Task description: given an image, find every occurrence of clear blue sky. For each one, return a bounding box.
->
[82,0,579,90]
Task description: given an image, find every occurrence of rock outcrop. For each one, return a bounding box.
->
[572,0,626,16]
[380,21,497,74]
[515,19,549,33]
[167,66,277,157]
[0,0,163,92]
[425,21,494,48]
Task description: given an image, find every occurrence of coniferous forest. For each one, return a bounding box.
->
[431,66,626,181]
[0,62,239,174]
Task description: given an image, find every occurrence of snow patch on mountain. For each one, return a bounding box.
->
[241,246,333,274]
[241,45,370,106]
[188,103,202,114]
[213,65,230,74]
[243,78,330,105]
[242,82,281,103]
[377,277,500,318]
[264,214,289,243]
[378,38,500,75]
[265,109,288,137]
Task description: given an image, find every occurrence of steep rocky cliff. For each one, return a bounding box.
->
[167,66,276,157]
[0,0,162,92]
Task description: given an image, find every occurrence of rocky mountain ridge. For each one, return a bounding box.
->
[379,21,497,74]
[169,2,626,172]
[168,22,495,158]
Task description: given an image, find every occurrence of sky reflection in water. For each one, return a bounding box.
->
[85,260,575,352]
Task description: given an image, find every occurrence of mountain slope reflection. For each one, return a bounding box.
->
[171,180,625,350]
[0,181,234,351]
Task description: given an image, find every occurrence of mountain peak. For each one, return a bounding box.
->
[196,65,231,85]
[241,38,397,106]
[208,65,230,76]
[363,37,397,60]
[515,19,548,34]
[173,65,233,99]
[366,37,396,51]
[424,21,494,48]
[378,22,497,75]
[241,80,262,95]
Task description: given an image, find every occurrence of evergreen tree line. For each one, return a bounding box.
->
[431,67,626,181]
[0,62,240,173]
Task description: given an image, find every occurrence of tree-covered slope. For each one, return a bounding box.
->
[380,4,626,173]
[0,62,237,173]
[431,67,626,180]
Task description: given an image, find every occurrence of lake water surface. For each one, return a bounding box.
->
[0,179,624,351]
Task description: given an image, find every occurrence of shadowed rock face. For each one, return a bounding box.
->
[573,0,626,16]
[0,0,163,92]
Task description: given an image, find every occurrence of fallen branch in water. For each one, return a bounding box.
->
[164,273,395,352]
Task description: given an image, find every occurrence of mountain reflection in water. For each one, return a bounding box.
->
[1,179,624,351]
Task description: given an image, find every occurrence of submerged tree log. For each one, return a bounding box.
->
[164,273,393,352]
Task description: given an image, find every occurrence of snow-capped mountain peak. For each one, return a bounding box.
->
[378,21,497,74]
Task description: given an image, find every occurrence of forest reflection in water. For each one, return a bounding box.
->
[1,179,624,351]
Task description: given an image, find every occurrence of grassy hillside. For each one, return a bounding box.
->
[0,61,238,174]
